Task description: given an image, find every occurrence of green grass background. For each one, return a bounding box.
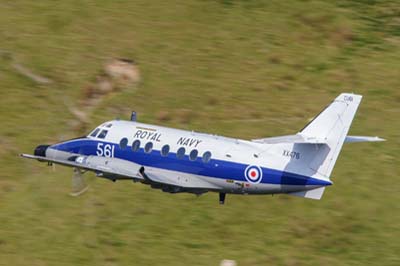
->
[0,1,399,265]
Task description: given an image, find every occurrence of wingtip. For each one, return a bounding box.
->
[20,153,34,158]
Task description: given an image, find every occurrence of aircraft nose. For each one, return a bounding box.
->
[34,145,49,157]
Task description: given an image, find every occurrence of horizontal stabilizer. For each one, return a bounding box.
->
[345,135,385,143]
[288,187,325,200]
[252,134,385,145]
[252,134,327,144]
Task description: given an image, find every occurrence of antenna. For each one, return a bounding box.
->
[131,111,137,121]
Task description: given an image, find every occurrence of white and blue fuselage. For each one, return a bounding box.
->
[48,120,331,194]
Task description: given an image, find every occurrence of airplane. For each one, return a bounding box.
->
[21,93,384,204]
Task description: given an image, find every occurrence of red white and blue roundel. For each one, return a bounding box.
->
[244,165,263,184]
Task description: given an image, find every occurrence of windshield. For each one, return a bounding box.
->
[89,128,100,137]
[88,122,113,138]
[98,129,108,139]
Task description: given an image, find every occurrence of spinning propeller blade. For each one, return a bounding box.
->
[70,167,89,196]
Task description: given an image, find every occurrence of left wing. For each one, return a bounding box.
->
[21,153,144,181]
[21,153,220,191]
[142,167,221,191]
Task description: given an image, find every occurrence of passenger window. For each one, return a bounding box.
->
[119,138,128,149]
[144,142,153,154]
[161,145,170,157]
[202,151,212,163]
[132,140,141,152]
[189,149,198,161]
[90,128,100,137]
[98,130,108,139]
[177,147,186,159]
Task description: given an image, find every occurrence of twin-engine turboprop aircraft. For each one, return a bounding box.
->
[21,93,384,204]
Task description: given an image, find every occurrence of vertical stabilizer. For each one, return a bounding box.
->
[300,93,362,179]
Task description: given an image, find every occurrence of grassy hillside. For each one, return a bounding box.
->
[0,1,399,265]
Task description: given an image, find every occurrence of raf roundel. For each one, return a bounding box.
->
[244,165,263,184]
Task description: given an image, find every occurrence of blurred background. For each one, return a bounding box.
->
[0,1,399,265]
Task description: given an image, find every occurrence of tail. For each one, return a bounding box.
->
[299,93,362,179]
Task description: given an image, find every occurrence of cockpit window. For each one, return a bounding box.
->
[106,123,113,128]
[98,130,108,139]
[90,128,100,137]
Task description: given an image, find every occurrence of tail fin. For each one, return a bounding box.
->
[300,93,362,179]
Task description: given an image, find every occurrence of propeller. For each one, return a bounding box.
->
[55,132,90,196]
[70,167,89,196]
[48,98,91,196]
[50,134,66,172]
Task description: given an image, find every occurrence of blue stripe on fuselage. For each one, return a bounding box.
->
[51,138,332,186]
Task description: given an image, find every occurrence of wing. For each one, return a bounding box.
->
[21,153,220,191]
[142,167,221,191]
[20,153,144,181]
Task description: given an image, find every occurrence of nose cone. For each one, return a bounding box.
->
[34,145,49,157]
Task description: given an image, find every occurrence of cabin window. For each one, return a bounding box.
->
[132,140,141,152]
[189,149,198,161]
[144,142,153,154]
[202,151,212,163]
[177,147,186,159]
[161,145,170,157]
[90,128,100,137]
[119,138,128,149]
[98,130,108,139]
